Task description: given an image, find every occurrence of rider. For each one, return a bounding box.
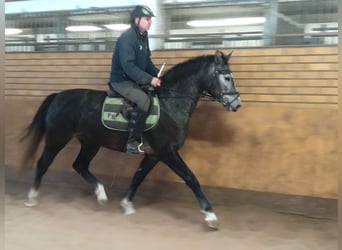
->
[108,5,161,154]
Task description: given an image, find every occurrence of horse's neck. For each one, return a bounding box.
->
[159,80,203,125]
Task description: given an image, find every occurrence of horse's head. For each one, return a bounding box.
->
[202,50,241,112]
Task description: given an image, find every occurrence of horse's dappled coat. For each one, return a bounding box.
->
[19,50,241,229]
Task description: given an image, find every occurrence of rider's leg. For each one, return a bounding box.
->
[109,81,150,153]
[126,107,148,153]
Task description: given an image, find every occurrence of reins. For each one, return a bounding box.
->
[143,60,240,106]
[145,85,199,103]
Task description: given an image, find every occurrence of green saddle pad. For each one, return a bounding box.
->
[101,96,160,131]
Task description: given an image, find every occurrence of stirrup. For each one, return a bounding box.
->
[125,140,145,154]
[137,141,144,153]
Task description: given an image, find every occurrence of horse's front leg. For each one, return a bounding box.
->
[161,149,218,229]
[121,155,159,215]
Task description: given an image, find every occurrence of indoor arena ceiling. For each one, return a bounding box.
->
[5,0,338,38]
[6,0,337,22]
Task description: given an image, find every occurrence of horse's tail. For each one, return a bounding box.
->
[18,93,57,175]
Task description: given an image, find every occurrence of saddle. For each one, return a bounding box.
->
[101,90,160,131]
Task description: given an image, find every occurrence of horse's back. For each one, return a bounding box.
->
[53,88,107,108]
[47,88,107,129]
[56,88,107,99]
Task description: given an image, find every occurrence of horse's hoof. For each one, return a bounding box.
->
[24,198,38,207]
[97,197,108,206]
[120,198,136,215]
[206,218,219,230]
[201,210,219,230]
[25,188,39,207]
[95,184,108,205]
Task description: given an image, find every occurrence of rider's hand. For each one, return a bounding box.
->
[150,77,161,87]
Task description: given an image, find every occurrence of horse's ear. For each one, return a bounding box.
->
[214,50,224,64]
[224,51,233,62]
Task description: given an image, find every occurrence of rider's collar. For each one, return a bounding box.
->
[132,25,148,39]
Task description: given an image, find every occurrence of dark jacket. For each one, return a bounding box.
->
[109,25,159,85]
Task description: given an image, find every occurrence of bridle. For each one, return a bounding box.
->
[151,65,240,107]
[201,67,240,107]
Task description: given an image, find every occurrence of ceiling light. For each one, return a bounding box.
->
[187,17,266,27]
[65,25,103,32]
[5,28,23,35]
[104,24,130,31]
[168,37,186,40]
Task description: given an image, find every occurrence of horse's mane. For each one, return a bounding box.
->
[161,55,215,84]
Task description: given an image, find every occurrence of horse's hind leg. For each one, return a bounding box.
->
[121,156,158,215]
[72,143,107,204]
[25,144,66,207]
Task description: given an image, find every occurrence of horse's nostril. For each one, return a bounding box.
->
[233,104,241,112]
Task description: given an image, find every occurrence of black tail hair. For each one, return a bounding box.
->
[18,93,57,175]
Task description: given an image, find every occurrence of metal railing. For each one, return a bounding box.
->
[5,0,338,52]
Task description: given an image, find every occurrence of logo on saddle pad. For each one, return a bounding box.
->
[101,96,160,131]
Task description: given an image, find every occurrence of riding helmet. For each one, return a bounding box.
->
[130,5,155,23]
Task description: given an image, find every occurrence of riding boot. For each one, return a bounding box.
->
[126,107,149,154]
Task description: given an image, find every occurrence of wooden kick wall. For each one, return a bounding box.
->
[5,46,338,199]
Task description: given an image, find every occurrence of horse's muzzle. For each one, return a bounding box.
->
[231,104,241,112]
[222,94,241,112]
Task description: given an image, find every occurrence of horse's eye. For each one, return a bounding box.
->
[224,75,231,81]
